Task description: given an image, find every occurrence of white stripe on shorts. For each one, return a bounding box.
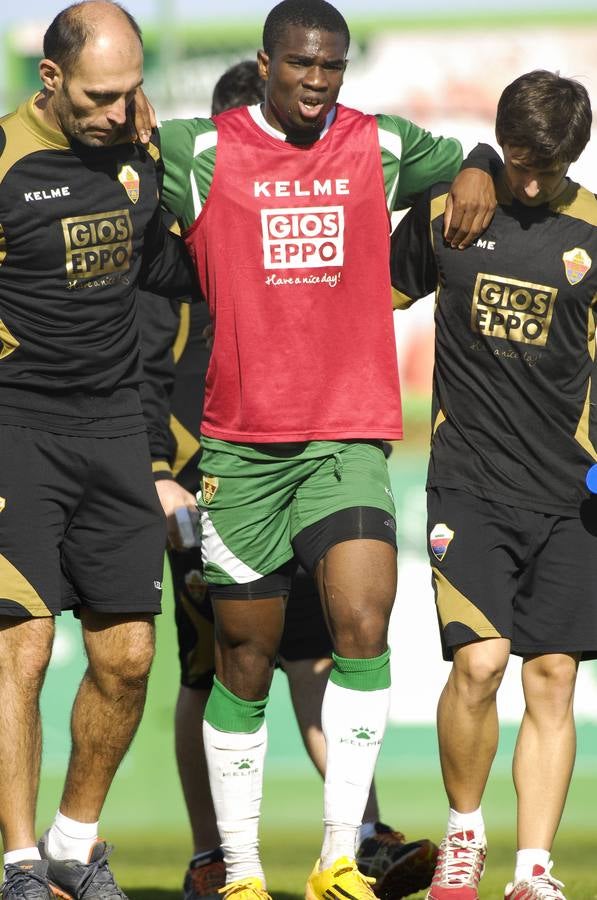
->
[200,508,264,583]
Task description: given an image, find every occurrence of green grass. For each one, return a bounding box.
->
[106,821,597,900]
[92,769,597,899]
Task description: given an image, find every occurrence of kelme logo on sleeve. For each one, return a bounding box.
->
[472,273,557,347]
[562,247,591,285]
[261,206,344,269]
[117,164,140,204]
[430,523,454,561]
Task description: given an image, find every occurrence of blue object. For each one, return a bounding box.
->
[586,464,597,493]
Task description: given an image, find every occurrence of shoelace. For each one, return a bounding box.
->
[332,863,376,900]
[218,879,272,900]
[74,847,125,899]
[524,862,565,900]
[438,835,485,885]
[2,868,49,898]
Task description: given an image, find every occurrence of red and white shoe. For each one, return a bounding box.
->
[504,863,566,900]
[426,831,486,900]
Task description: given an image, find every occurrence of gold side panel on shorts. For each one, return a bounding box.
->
[170,413,201,477]
[180,593,215,682]
[0,318,20,359]
[173,303,191,363]
[392,287,414,310]
[0,554,51,616]
[432,409,446,435]
[574,302,597,461]
[432,565,500,637]
[0,224,6,266]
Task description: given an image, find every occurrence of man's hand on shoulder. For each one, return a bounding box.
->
[443,168,497,250]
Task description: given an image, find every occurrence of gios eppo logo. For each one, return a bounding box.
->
[261,206,344,269]
[62,209,133,281]
[472,273,557,347]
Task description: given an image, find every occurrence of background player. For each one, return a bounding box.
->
[140,59,438,900]
[390,68,597,900]
[0,4,197,900]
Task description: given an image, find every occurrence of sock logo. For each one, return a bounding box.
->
[340,726,381,747]
[223,757,258,777]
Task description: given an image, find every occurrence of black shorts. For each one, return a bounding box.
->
[169,548,333,689]
[427,486,597,660]
[0,425,165,618]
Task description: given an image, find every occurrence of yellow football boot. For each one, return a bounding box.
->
[306,857,376,900]
[219,877,271,900]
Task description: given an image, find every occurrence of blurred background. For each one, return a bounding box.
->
[1,0,596,879]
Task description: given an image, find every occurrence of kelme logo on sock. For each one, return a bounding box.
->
[223,757,258,777]
[339,725,381,746]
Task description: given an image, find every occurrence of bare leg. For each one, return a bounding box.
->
[514,653,579,850]
[175,685,220,853]
[437,638,510,811]
[0,617,54,850]
[59,610,155,821]
[316,539,396,659]
[214,597,285,699]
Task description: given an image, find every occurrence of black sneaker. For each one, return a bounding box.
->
[1,861,52,900]
[356,822,439,899]
[38,835,127,900]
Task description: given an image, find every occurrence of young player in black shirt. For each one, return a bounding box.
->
[391,69,596,900]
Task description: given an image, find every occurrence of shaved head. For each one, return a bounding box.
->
[43,1,142,78]
[38,0,144,146]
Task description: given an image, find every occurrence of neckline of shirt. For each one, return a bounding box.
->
[247,103,336,142]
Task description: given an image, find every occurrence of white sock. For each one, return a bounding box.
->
[447,806,486,843]
[4,848,41,873]
[203,720,267,885]
[320,680,390,869]
[46,811,99,863]
[514,849,551,883]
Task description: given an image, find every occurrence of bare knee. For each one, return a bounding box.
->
[217,638,277,700]
[213,596,285,699]
[451,641,509,707]
[82,615,155,696]
[522,653,578,718]
[0,617,54,686]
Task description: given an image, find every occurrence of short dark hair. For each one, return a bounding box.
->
[262,0,350,57]
[211,61,265,116]
[495,69,592,166]
[43,1,143,77]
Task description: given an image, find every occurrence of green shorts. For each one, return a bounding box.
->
[198,438,396,586]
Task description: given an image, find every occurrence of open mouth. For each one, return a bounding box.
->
[298,98,325,121]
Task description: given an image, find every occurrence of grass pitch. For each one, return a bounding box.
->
[105,770,597,899]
